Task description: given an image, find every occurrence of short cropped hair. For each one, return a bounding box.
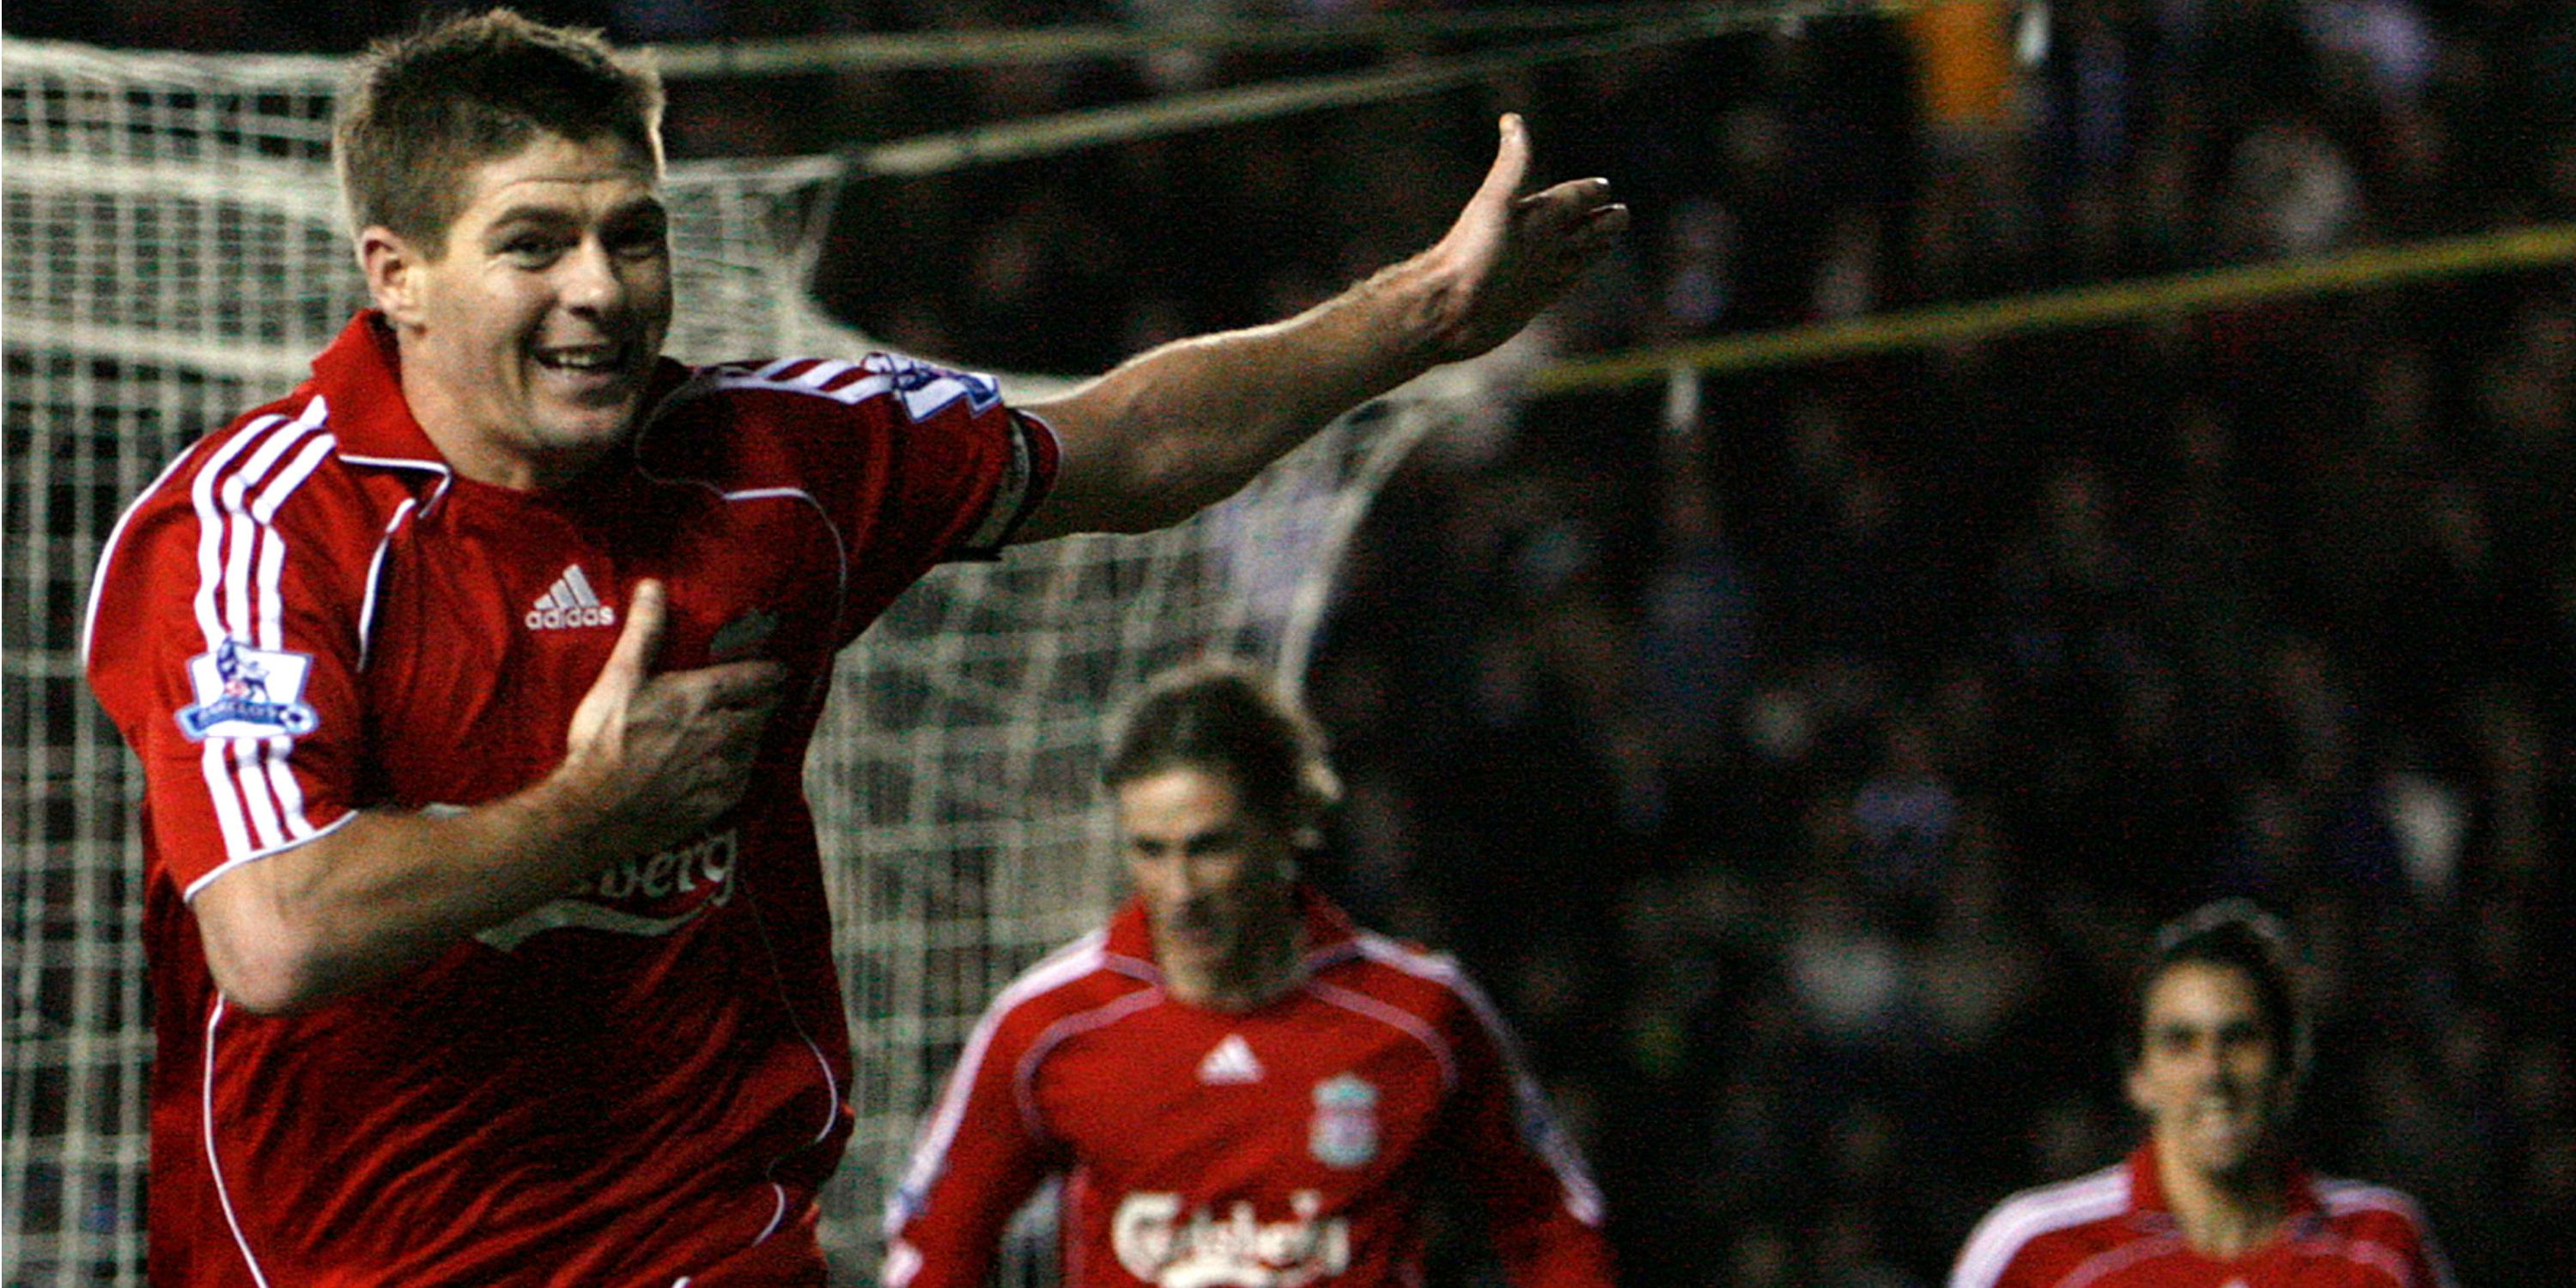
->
[2125,898,2312,1082]
[336,9,665,252]
[1103,661,1342,837]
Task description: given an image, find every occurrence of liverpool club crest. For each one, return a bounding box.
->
[1309,1074,1379,1170]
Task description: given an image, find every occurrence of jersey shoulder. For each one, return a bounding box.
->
[85,392,419,696]
[1951,1163,2134,1288]
[2315,1176,2439,1245]
[1325,931,1498,1024]
[679,354,1003,416]
[104,391,392,538]
[976,930,1157,1052]
[1303,931,1522,1082]
[640,355,1005,467]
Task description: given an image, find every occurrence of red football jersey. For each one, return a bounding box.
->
[82,311,1056,1286]
[884,887,1615,1288]
[1950,1143,2455,1288]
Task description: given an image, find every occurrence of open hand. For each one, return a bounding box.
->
[1413,113,1628,361]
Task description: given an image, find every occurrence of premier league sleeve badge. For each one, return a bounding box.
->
[177,637,321,740]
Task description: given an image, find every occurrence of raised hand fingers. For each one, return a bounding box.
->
[1517,178,1625,233]
[1415,114,1627,361]
[587,580,668,707]
[1471,113,1534,212]
[1435,115,1537,274]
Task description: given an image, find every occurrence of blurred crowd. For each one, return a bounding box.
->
[1294,7,2576,1288]
[15,2,2573,1285]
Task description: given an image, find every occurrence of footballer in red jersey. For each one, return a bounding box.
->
[81,10,1623,1284]
[87,314,1052,1285]
[1948,902,2454,1288]
[884,664,1615,1288]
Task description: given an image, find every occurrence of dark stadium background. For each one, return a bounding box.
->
[9,3,2570,1285]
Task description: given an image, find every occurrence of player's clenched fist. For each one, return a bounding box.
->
[560,579,787,856]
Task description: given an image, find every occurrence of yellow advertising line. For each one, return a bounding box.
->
[1534,222,2576,393]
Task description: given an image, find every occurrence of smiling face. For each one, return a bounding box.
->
[2128,960,2293,1185]
[362,131,672,489]
[1116,766,1300,1008]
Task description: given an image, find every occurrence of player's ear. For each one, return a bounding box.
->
[358,226,430,326]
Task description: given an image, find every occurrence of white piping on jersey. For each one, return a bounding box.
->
[1304,979,1455,1088]
[1300,935,1366,975]
[335,452,453,514]
[1949,1163,2129,1288]
[180,805,358,904]
[1338,933,1608,1227]
[2316,1180,2457,1288]
[1340,934,1478,1083]
[186,398,335,860]
[1956,1169,2450,1288]
[711,485,849,598]
[697,357,1002,427]
[625,442,852,632]
[717,359,879,402]
[2332,1237,2416,1286]
[882,1239,924,1288]
[187,412,287,649]
[887,933,1112,1232]
[736,875,846,1250]
[2059,1231,2186,1288]
[1099,948,1160,984]
[787,359,851,390]
[240,424,337,851]
[333,453,450,674]
[357,497,418,671]
[647,355,1046,573]
[1015,986,1163,1145]
[83,435,214,667]
[757,1184,789,1253]
[2319,1179,2412,1218]
[203,998,276,1288]
[692,486,844,616]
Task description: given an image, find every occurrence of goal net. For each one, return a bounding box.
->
[2,39,1461,1285]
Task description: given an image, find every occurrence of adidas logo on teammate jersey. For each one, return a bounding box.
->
[1197,1035,1263,1084]
[526,565,617,630]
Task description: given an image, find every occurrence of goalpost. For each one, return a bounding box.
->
[0,38,1464,1285]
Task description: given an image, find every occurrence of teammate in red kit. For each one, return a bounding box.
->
[79,10,1625,1285]
[884,662,1616,1288]
[1949,900,2454,1288]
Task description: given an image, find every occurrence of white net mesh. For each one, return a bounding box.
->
[3,39,1449,1285]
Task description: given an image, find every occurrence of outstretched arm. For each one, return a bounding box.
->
[1010,114,1625,540]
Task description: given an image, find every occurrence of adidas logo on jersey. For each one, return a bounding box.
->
[526,565,617,630]
[1197,1035,1264,1084]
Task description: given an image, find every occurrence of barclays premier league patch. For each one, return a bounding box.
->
[863,353,1001,422]
[177,637,320,740]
